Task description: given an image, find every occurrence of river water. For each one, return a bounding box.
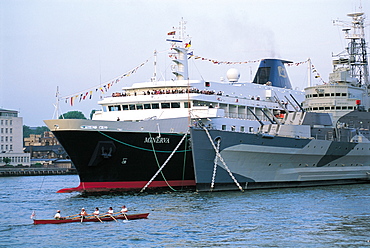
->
[1,175,370,247]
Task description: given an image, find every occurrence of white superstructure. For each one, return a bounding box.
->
[91,20,305,134]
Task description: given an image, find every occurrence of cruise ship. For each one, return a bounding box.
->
[190,12,370,192]
[44,20,304,193]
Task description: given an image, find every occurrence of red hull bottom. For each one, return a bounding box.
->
[57,180,196,193]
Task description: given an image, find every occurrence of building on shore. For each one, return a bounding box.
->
[24,131,74,169]
[0,108,31,166]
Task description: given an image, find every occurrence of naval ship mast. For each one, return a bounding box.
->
[333,12,369,89]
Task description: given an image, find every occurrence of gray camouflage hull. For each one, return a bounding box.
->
[190,128,370,191]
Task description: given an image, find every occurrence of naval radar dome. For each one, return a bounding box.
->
[226,68,240,82]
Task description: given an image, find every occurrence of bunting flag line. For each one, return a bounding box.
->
[311,63,326,84]
[61,54,325,107]
[192,56,325,83]
[191,54,261,65]
[286,59,325,84]
[60,59,150,106]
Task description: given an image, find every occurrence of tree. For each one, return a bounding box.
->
[23,125,49,138]
[59,111,87,119]
[90,110,99,119]
[3,157,11,165]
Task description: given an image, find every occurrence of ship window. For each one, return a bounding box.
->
[240,126,245,132]
[313,94,318,97]
[152,103,160,109]
[129,104,136,110]
[336,93,341,96]
[144,104,151,109]
[342,106,347,110]
[253,67,271,85]
[231,126,236,131]
[324,107,330,110]
[348,106,353,110]
[171,102,180,108]
[161,103,170,109]
[249,127,254,132]
[122,105,129,110]
[336,106,341,110]
[102,106,108,112]
[342,93,347,96]
[319,94,324,97]
[331,93,335,96]
[184,102,191,108]
[193,100,207,106]
[108,105,121,111]
[325,93,330,97]
[319,107,324,110]
[313,107,318,110]
[222,125,226,131]
[136,104,143,110]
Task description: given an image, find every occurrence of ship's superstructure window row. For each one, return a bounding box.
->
[105,102,186,112]
[305,106,356,111]
[305,92,348,98]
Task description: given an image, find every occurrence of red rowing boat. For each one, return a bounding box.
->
[33,213,149,224]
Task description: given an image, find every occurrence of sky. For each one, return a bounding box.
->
[1,0,369,126]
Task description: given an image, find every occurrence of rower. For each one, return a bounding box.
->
[93,207,100,216]
[107,207,114,215]
[54,210,63,220]
[120,205,128,215]
[80,208,88,219]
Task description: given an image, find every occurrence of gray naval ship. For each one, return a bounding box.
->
[190,11,370,192]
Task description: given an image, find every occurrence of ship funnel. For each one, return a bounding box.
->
[252,59,293,89]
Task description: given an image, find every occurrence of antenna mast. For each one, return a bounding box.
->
[53,86,63,119]
[333,12,369,88]
[166,18,191,81]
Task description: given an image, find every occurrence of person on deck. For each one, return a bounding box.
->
[80,208,88,219]
[120,205,128,215]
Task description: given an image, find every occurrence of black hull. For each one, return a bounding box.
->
[53,130,195,192]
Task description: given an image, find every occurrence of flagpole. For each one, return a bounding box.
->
[52,86,63,119]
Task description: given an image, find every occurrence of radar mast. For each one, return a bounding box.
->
[332,12,369,88]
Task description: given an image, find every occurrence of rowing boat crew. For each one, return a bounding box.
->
[54,206,129,220]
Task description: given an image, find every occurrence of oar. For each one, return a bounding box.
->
[110,215,118,222]
[122,213,129,222]
[64,213,80,219]
[95,215,103,223]
[72,213,94,220]
[116,210,128,221]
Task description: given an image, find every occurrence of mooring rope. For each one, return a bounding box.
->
[140,132,189,193]
[201,125,244,192]
[148,132,176,191]
[210,138,221,191]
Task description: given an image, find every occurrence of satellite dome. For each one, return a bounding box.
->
[226,68,240,82]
